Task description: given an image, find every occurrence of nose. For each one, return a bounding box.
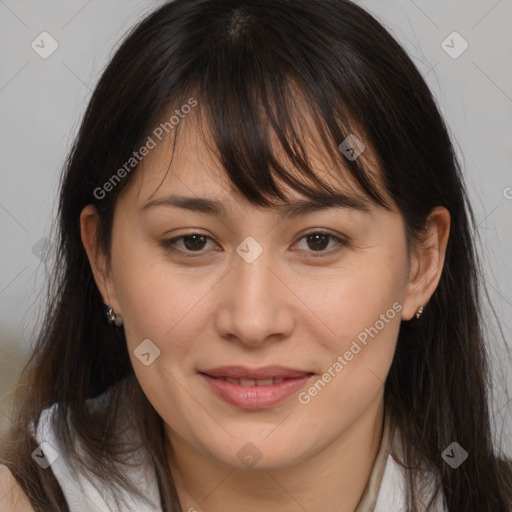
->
[214,246,295,347]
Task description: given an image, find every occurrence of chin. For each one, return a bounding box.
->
[202,434,311,471]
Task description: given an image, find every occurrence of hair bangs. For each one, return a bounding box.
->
[160,73,394,214]
[138,1,394,212]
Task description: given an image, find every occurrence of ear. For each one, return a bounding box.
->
[401,206,451,321]
[80,204,121,315]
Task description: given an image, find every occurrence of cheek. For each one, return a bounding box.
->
[318,285,401,391]
[297,271,403,426]
[300,241,407,407]
[306,245,407,349]
[110,237,220,358]
[109,242,207,414]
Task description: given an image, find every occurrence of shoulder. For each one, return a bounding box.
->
[0,465,35,512]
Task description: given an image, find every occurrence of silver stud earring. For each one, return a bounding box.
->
[105,304,123,326]
[415,305,424,320]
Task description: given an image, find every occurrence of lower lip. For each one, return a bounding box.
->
[200,374,314,409]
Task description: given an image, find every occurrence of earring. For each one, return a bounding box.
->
[415,305,424,319]
[105,304,123,326]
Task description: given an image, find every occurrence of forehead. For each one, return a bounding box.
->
[118,101,387,214]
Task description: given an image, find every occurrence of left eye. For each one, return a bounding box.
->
[293,232,347,254]
[161,231,347,257]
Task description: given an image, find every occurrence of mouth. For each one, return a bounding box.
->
[198,366,315,409]
[202,376,292,386]
[199,365,313,381]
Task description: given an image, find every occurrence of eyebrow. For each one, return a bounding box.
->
[141,193,371,217]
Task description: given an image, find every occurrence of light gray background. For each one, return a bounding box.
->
[1,0,511,453]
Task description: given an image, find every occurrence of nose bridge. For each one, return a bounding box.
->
[234,244,273,308]
[215,238,293,345]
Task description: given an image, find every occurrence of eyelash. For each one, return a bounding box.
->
[160,231,348,259]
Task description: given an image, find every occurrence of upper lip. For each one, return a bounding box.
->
[200,365,314,380]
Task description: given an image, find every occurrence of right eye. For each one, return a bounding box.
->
[160,233,219,256]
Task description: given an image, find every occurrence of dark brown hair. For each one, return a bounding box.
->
[1,0,511,510]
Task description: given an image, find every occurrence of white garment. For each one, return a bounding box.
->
[33,403,163,512]
[373,435,447,512]
[33,401,448,512]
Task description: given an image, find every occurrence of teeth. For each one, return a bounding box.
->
[217,377,286,386]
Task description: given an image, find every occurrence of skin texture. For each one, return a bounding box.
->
[0,465,35,511]
[81,112,450,512]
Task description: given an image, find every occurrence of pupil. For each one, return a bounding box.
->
[308,234,328,251]
[184,234,206,251]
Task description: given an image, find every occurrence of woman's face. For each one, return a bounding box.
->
[82,112,445,472]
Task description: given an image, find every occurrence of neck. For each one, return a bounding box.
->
[166,395,385,512]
